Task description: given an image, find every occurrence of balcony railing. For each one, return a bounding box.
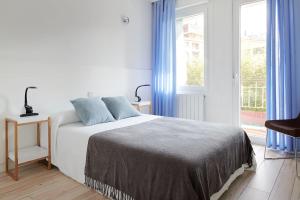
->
[241,83,266,111]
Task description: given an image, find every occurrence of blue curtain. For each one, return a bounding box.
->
[151,0,177,117]
[267,0,300,152]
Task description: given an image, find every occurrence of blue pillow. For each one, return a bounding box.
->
[102,96,140,120]
[71,97,115,126]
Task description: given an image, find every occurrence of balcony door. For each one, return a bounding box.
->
[233,0,267,140]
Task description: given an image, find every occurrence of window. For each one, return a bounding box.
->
[176,5,207,93]
[192,43,200,50]
[239,1,266,137]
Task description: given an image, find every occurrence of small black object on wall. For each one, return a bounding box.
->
[20,87,39,117]
[135,84,150,102]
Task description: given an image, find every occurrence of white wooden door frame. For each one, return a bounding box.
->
[232,0,266,127]
[232,0,266,145]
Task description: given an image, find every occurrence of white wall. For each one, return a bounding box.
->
[0,0,243,172]
[0,0,152,172]
[205,0,234,124]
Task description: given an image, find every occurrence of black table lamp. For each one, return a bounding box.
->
[20,86,39,117]
[135,84,150,102]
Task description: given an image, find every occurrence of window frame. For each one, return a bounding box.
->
[232,0,267,132]
[176,4,208,94]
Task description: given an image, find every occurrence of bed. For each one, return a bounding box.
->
[49,112,256,200]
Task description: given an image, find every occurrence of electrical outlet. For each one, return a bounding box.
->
[87,92,94,98]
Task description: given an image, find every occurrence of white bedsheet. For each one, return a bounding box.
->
[49,113,255,199]
[52,114,160,183]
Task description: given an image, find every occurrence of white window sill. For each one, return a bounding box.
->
[177,86,206,95]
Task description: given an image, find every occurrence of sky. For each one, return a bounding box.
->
[241,1,266,37]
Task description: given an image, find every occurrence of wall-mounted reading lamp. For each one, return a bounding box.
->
[20,86,39,117]
[135,84,151,102]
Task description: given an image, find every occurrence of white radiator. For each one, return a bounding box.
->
[176,94,205,121]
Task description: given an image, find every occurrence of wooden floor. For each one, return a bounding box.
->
[0,145,299,200]
[244,127,266,137]
[220,145,300,200]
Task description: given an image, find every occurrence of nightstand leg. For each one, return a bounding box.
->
[37,123,40,146]
[14,122,19,181]
[5,120,9,173]
[47,117,52,170]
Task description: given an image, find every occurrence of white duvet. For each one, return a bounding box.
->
[50,113,159,183]
[46,111,255,200]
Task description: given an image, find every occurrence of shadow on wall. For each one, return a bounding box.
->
[0,94,10,128]
[0,94,37,168]
[0,94,9,165]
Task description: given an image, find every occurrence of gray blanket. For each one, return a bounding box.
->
[85,117,253,200]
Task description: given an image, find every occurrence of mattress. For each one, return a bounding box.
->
[48,114,255,200]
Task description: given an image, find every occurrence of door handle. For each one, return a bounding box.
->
[233,72,239,80]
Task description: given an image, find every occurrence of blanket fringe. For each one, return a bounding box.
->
[85,176,134,200]
[244,131,255,168]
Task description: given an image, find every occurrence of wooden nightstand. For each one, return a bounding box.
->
[5,115,51,181]
[132,101,152,114]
